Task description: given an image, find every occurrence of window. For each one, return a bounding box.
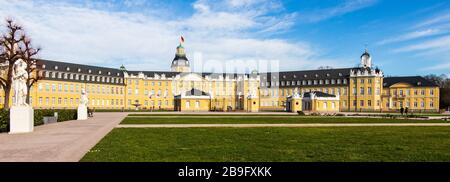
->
[323,102,327,109]
[430,99,434,108]
[360,87,364,95]
[360,100,364,107]
[430,89,434,95]
[195,101,200,108]
[368,100,372,107]
[421,90,425,95]
[186,101,190,109]
[368,87,372,95]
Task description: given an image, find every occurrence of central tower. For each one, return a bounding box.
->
[171,36,191,72]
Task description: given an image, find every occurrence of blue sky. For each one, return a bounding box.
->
[1,0,450,77]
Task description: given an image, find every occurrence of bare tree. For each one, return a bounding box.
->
[20,36,42,104]
[0,19,25,110]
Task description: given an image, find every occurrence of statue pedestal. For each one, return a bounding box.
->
[77,104,88,120]
[9,106,34,134]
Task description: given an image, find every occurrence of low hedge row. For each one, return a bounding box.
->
[0,109,77,133]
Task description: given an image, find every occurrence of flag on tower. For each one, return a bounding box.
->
[181,36,185,43]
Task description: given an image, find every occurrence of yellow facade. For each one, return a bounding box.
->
[175,98,210,112]
[0,46,440,113]
[382,83,439,112]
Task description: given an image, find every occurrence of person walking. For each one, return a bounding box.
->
[400,107,404,115]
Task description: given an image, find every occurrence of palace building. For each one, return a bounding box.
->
[0,42,440,113]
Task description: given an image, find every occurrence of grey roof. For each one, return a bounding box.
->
[201,72,258,79]
[127,71,180,78]
[303,91,336,98]
[37,59,123,77]
[185,88,209,96]
[383,76,437,87]
[260,68,352,87]
[37,59,125,85]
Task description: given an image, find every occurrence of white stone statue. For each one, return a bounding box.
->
[77,88,89,120]
[293,88,300,98]
[247,87,258,99]
[12,59,28,107]
[10,58,34,134]
[80,88,88,106]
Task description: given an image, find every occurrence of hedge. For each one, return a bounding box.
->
[0,109,77,133]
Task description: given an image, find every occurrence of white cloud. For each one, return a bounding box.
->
[415,11,450,29]
[377,29,444,45]
[0,0,346,72]
[393,35,450,53]
[299,0,378,23]
[422,62,450,71]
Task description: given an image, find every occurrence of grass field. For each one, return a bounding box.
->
[81,127,450,162]
[121,116,446,124]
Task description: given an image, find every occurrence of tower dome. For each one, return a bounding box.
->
[360,49,372,68]
[171,37,190,72]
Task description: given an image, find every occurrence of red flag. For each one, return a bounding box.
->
[181,36,185,43]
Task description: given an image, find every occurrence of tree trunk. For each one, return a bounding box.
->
[26,86,31,105]
[3,85,11,110]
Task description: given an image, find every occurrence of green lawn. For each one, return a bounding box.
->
[81,127,450,162]
[127,114,297,117]
[121,116,446,124]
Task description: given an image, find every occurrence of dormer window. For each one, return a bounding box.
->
[78,68,81,72]
[339,73,343,76]
[66,67,70,71]
[282,75,286,79]
[326,73,330,77]
[417,82,422,86]
[98,71,102,74]
[54,66,58,70]
[108,72,111,75]
[315,74,319,78]
[42,64,46,69]
[293,75,297,78]
[117,73,120,76]
[88,69,92,73]
[304,75,307,78]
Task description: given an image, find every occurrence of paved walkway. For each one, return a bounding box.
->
[0,112,127,162]
[117,123,450,128]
